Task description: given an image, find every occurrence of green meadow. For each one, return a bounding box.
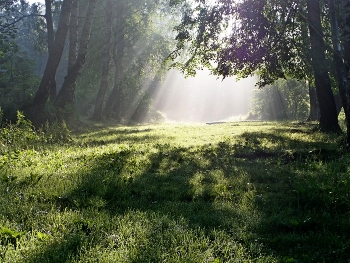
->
[1,120,349,262]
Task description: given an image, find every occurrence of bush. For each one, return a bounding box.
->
[0,111,72,153]
[41,120,72,144]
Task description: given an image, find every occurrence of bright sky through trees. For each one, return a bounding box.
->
[154,69,256,122]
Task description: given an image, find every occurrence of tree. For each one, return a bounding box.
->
[44,0,56,99]
[0,49,40,122]
[91,0,113,121]
[0,0,41,121]
[339,0,350,147]
[89,0,174,121]
[101,0,126,119]
[27,0,72,126]
[68,0,78,72]
[55,0,98,110]
[249,79,309,121]
[0,0,18,47]
[306,0,340,132]
[168,0,341,132]
[307,84,320,121]
[328,0,348,119]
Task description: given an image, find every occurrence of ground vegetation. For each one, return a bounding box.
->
[0,119,349,262]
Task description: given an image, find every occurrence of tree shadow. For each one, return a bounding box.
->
[26,127,349,262]
[26,232,85,263]
[75,127,168,147]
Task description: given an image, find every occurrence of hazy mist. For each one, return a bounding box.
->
[153,69,256,123]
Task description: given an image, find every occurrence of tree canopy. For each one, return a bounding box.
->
[169,0,350,142]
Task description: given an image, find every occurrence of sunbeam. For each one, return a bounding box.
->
[152,69,256,123]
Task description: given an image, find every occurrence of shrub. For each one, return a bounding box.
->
[0,111,72,153]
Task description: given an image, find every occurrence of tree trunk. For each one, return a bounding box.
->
[27,0,72,126]
[68,0,79,72]
[334,94,343,115]
[45,0,57,101]
[341,0,350,147]
[328,0,348,118]
[102,2,126,119]
[345,40,350,147]
[276,88,288,120]
[102,52,124,119]
[92,0,113,121]
[306,0,341,132]
[56,0,98,109]
[308,84,320,121]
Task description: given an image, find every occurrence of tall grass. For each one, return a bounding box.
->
[0,119,349,262]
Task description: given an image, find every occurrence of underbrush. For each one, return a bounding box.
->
[0,120,349,262]
[0,111,72,185]
[0,111,72,150]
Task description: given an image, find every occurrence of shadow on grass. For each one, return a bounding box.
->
[26,232,85,263]
[75,127,170,147]
[27,127,350,262]
[79,126,154,138]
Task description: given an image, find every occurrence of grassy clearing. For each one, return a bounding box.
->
[1,121,349,262]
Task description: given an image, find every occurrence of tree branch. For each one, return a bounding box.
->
[0,14,45,30]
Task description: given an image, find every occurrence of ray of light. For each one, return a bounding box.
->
[152,69,256,123]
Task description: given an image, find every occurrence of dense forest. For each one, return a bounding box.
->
[1,0,177,126]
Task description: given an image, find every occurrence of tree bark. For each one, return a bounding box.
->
[43,0,58,101]
[341,0,350,147]
[276,88,288,120]
[92,0,113,120]
[345,40,350,147]
[68,0,79,72]
[102,49,124,119]
[306,0,341,132]
[56,0,98,109]
[328,0,348,118]
[27,0,72,126]
[308,84,320,121]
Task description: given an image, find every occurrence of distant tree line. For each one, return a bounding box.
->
[247,79,309,121]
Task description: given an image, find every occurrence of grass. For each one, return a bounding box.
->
[1,120,350,262]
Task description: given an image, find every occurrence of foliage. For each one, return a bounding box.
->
[168,0,323,87]
[0,50,40,122]
[77,0,177,122]
[0,0,43,122]
[0,122,349,262]
[0,111,72,156]
[168,0,344,134]
[0,227,24,247]
[1,0,47,57]
[249,78,309,120]
[15,1,48,54]
[41,120,72,144]
[0,0,18,45]
[0,111,41,152]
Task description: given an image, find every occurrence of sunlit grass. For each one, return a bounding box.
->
[1,121,349,262]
